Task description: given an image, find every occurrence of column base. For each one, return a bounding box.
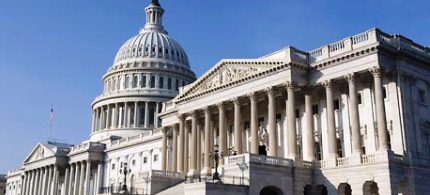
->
[200,167,212,177]
[187,169,200,182]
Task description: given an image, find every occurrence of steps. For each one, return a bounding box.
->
[155,182,185,195]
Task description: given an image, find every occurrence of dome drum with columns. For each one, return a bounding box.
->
[90,0,196,141]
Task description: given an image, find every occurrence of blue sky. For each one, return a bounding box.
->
[0,0,428,173]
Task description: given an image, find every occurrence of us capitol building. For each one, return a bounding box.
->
[5,1,430,195]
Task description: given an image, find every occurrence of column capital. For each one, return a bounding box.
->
[232,97,241,105]
[284,81,297,89]
[322,80,332,88]
[203,106,210,113]
[216,101,224,108]
[369,66,385,77]
[188,111,197,118]
[248,92,257,101]
[345,73,356,83]
[265,86,276,95]
[177,114,186,121]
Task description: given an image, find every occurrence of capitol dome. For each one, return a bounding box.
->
[90,0,196,141]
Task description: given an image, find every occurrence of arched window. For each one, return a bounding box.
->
[141,75,147,88]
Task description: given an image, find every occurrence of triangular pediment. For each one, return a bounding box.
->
[178,59,286,100]
[24,143,55,164]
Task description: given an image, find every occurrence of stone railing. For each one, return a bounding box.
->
[308,28,430,64]
[70,142,105,154]
[361,154,376,164]
[316,160,327,168]
[302,161,313,168]
[336,157,350,166]
[226,153,293,167]
[7,168,22,176]
[108,129,162,148]
[139,170,184,179]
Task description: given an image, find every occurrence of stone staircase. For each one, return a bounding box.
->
[155,182,185,195]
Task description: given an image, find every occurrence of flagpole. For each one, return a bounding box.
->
[49,105,55,142]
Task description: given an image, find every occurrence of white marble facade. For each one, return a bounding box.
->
[6,0,430,195]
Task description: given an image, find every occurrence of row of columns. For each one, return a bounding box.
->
[21,165,58,195]
[92,101,162,132]
[161,67,390,174]
[20,161,104,195]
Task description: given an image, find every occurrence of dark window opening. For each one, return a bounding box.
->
[337,138,343,157]
[295,109,300,118]
[312,104,319,115]
[149,108,155,125]
[334,99,340,110]
[142,76,147,87]
[150,76,155,88]
[358,93,362,105]
[175,79,179,91]
[159,77,164,89]
[276,114,282,123]
[419,90,426,103]
[167,78,172,90]
[383,87,387,99]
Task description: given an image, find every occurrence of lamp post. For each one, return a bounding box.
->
[211,144,222,182]
[119,162,131,194]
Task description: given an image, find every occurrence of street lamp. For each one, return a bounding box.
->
[211,144,222,182]
[119,162,131,193]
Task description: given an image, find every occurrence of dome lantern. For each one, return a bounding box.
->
[141,0,166,34]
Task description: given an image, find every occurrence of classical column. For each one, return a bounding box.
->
[217,103,227,165]
[64,167,70,195]
[172,124,178,172]
[123,102,128,128]
[161,127,168,172]
[79,162,86,195]
[27,171,33,195]
[267,87,278,157]
[96,162,104,195]
[113,103,119,128]
[68,164,75,195]
[196,122,201,173]
[100,106,106,130]
[37,168,43,195]
[249,93,259,154]
[33,169,40,195]
[51,166,58,195]
[155,102,160,128]
[323,80,338,158]
[127,102,132,128]
[21,173,27,195]
[286,83,297,159]
[304,89,316,161]
[184,122,190,174]
[177,115,186,173]
[43,167,50,195]
[83,161,91,195]
[346,73,363,155]
[202,107,212,176]
[106,105,111,129]
[118,106,123,128]
[135,101,140,127]
[144,101,149,128]
[233,98,243,154]
[73,163,80,195]
[40,168,46,195]
[187,111,198,177]
[370,67,389,150]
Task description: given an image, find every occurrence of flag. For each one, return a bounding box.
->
[49,106,55,122]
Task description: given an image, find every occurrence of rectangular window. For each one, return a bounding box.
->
[150,76,155,88]
[142,75,146,87]
[167,78,172,90]
[139,108,145,125]
[149,108,155,125]
[154,155,158,162]
[358,93,362,105]
[295,109,300,118]
[312,104,319,115]
[334,99,340,110]
[159,77,164,89]
[143,157,148,164]
[276,114,282,123]
[176,79,179,91]
[258,117,265,126]
[383,87,387,99]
